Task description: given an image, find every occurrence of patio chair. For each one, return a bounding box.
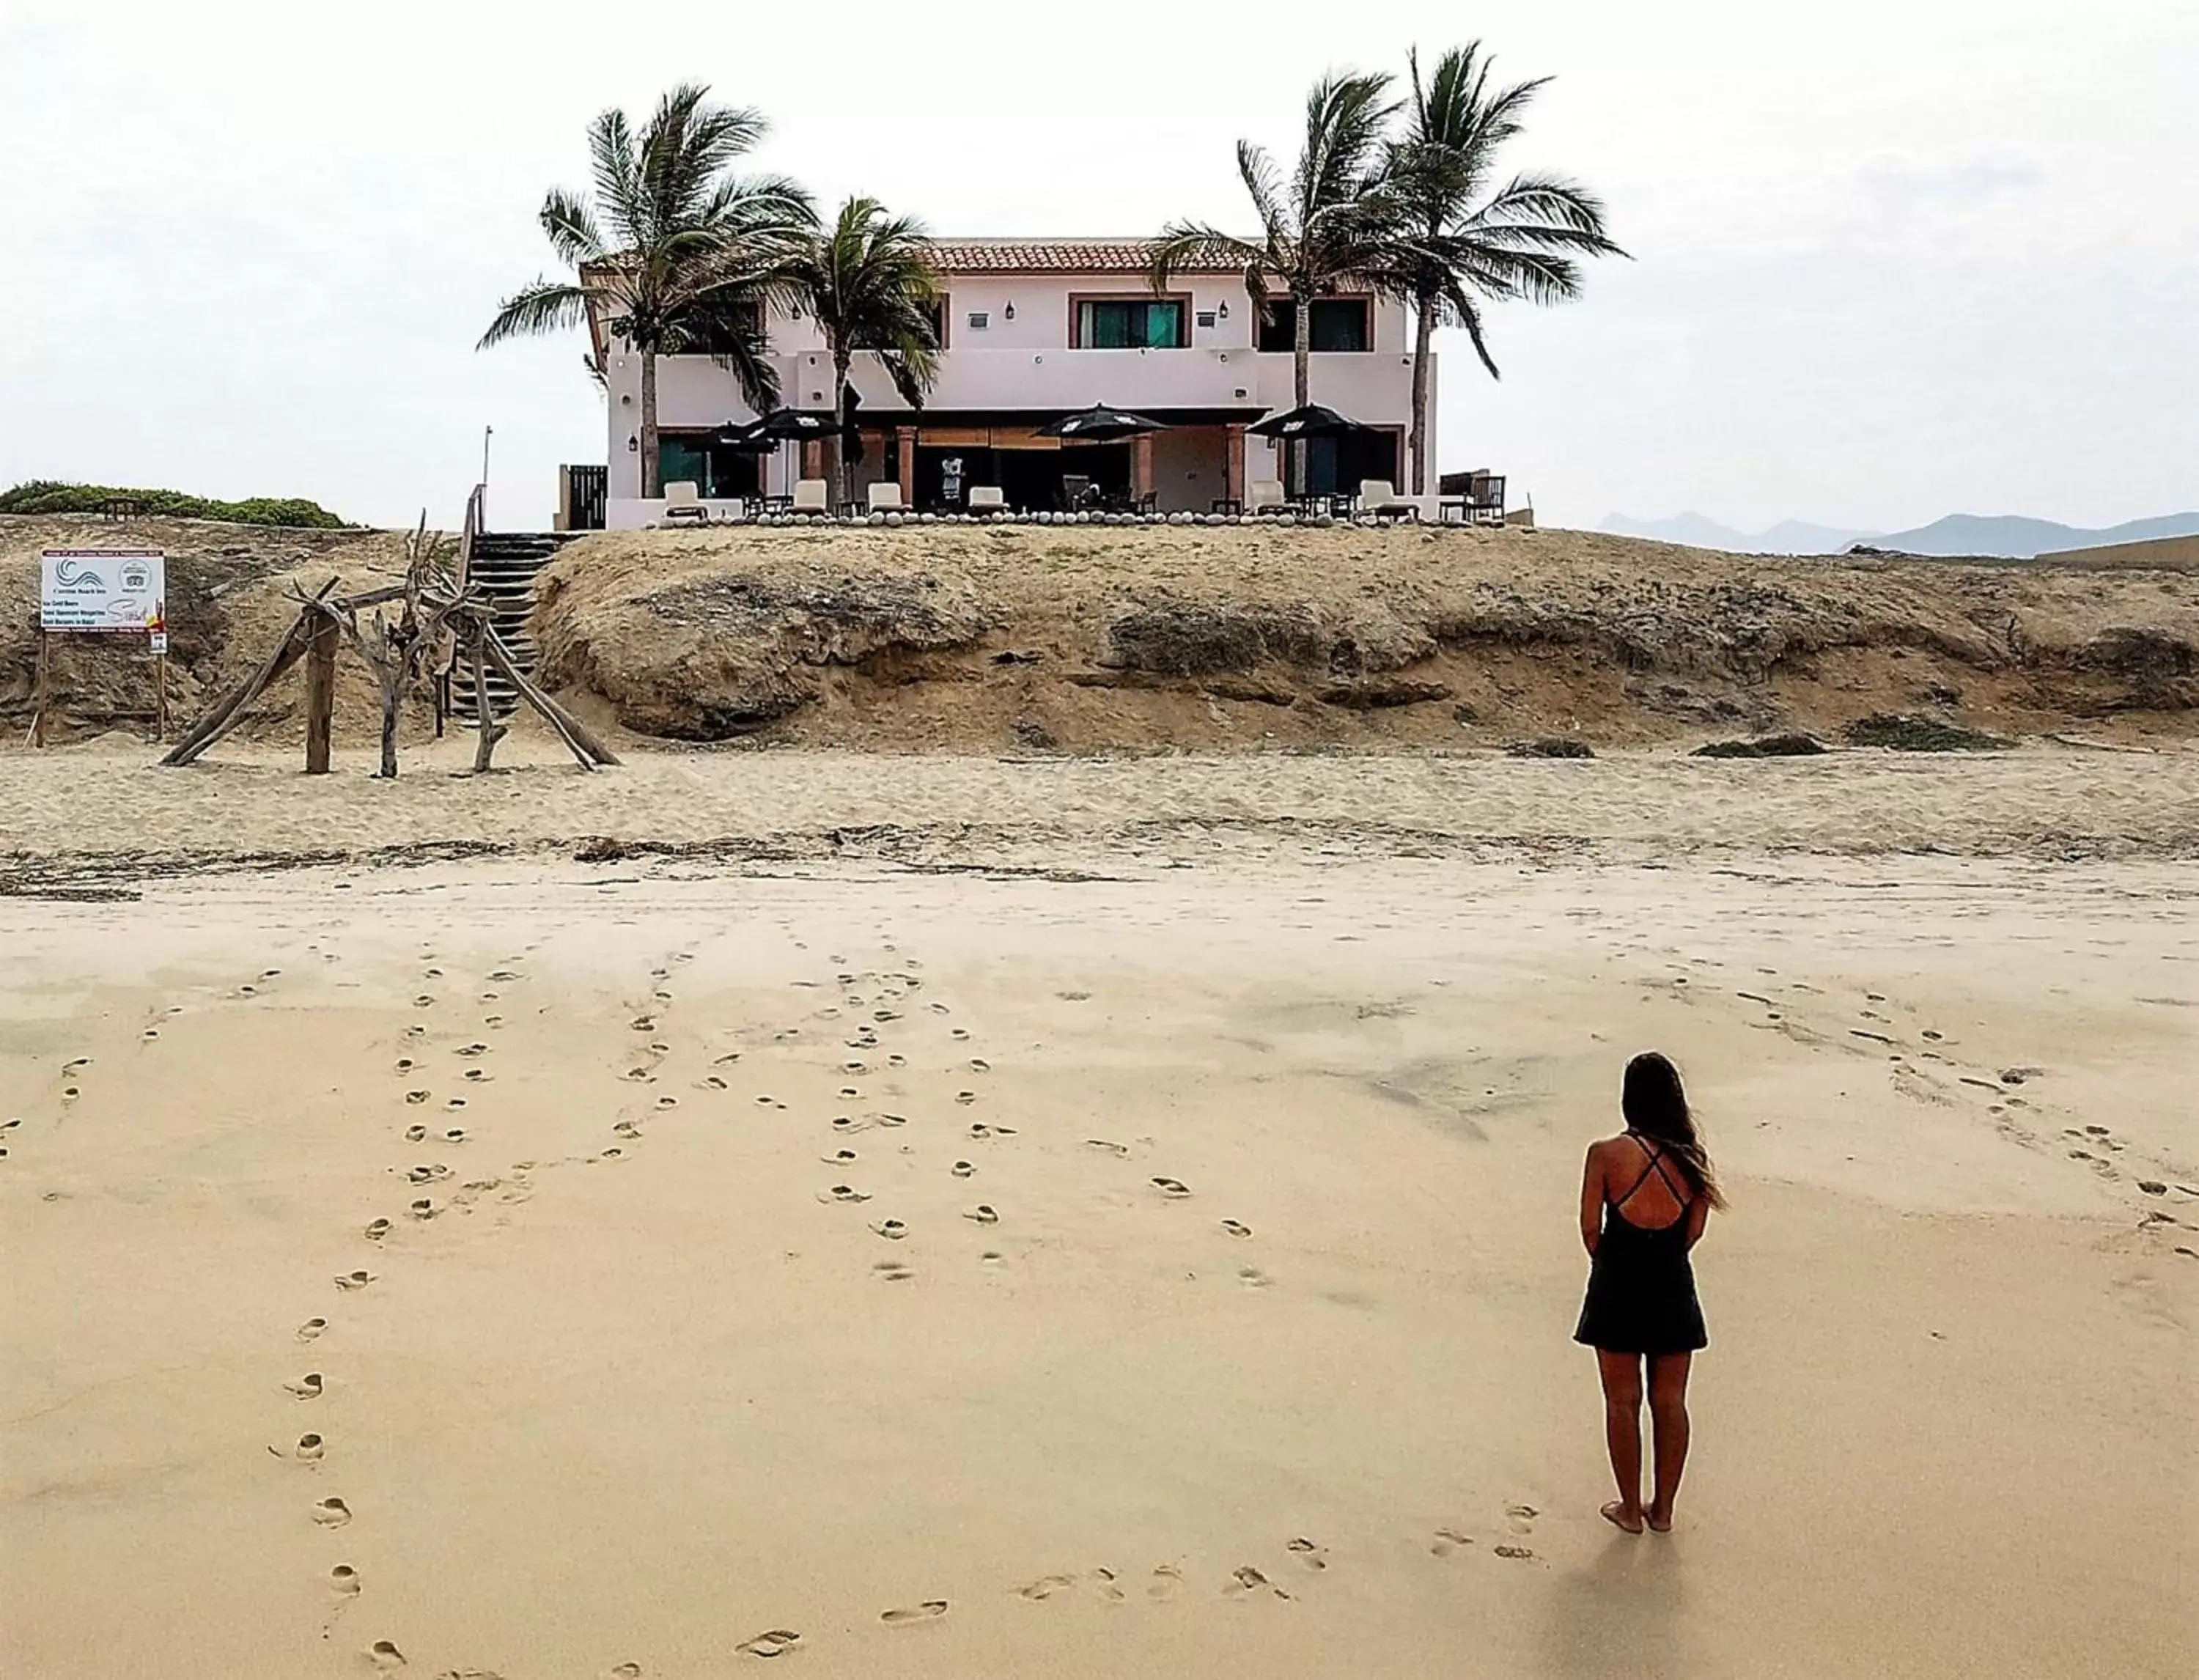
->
[1356,479,1418,520]
[663,480,707,524]
[1058,474,1095,513]
[1246,479,1288,516]
[968,486,1010,516]
[790,479,830,515]
[867,482,906,514]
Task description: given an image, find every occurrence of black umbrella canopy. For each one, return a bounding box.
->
[712,420,781,452]
[1248,403,1366,440]
[742,408,851,441]
[1037,403,1171,443]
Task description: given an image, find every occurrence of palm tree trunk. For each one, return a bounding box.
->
[639,351,662,499]
[1409,292,1437,495]
[832,343,853,506]
[1292,286,1313,497]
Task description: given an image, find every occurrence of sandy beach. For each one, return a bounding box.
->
[1,744,2194,1677]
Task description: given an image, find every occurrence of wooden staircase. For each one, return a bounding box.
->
[453,531,572,728]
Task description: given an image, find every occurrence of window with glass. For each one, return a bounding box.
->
[1075,298,1187,348]
[1255,298,1372,353]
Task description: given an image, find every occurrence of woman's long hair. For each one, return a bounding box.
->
[1621,1052,1725,1209]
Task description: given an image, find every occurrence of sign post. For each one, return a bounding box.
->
[36,549,169,745]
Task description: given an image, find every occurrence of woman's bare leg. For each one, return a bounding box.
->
[1646,1352,1692,1530]
[1595,1349,1644,1532]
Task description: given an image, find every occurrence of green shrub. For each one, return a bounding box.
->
[1843,713,2008,751]
[1692,734,1827,758]
[0,480,348,528]
[1506,737,1596,759]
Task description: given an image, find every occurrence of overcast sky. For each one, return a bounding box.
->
[4,0,2192,534]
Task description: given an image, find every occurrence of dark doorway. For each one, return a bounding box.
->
[657,434,762,501]
[1296,430,1400,498]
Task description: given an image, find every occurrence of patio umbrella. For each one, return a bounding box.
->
[1247,402,1366,439]
[712,419,780,452]
[741,408,850,441]
[1037,403,1170,443]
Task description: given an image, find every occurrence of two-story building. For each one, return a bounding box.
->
[586,238,1432,528]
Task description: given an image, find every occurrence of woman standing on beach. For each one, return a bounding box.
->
[1576,1052,1724,1533]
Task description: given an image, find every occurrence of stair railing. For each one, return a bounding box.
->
[457,482,487,594]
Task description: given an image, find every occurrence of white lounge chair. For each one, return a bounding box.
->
[968,486,1009,516]
[790,479,830,515]
[1246,479,1288,516]
[1356,479,1418,520]
[867,482,906,514]
[663,480,707,524]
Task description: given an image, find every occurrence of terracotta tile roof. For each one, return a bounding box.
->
[925,238,1243,275]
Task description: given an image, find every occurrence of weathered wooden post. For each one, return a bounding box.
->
[303,611,339,773]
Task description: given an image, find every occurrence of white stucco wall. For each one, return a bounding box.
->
[602,270,1432,501]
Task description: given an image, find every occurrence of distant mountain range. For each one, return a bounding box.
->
[1602,509,2199,559]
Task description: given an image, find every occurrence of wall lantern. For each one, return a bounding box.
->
[627,435,638,452]
[1217,298,1231,319]
[1003,301,1017,321]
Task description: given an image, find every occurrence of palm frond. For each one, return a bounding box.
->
[477,279,592,349]
[586,107,646,248]
[539,188,605,268]
[1149,221,1265,291]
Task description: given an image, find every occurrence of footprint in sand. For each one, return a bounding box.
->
[964,1205,1000,1225]
[1148,1563,1183,1599]
[445,1098,467,1111]
[444,1128,466,1143]
[871,1219,909,1240]
[403,1025,425,1041]
[969,1058,990,1073]
[296,1317,328,1342]
[1494,1544,1536,1561]
[408,1198,438,1220]
[365,1217,393,1240]
[405,1091,430,1107]
[1430,1528,1474,1557]
[463,1069,491,1083]
[329,1564,361,1596]
[285,1373,325,1399]
[951,1160,976,1178]
[1238,1267,1271,1288]
[1017,1575,1076,1602]
[823,1148,859,1165]
[609,1664,644,1678]
[1220,1220,1253,1238]
[875,1113,908,1129]
[1226,1566,1287,1600]
[407,1165,451,1184]
[880,1601,949,1625]
[697,1076,728,1091]
[367,1639,406,1669]
[873,1259,913,1282]
[413,996,435,1009]
[1152,1178,1192,1198]
[655,1096,677,1109]
[312,1497,353,1528]
[822,1185,873,1204]
[271,1432,325,1462]
[951,1028,971,1042]
[955,1091,978,1106]
[1504,1503,1539,1535]
[734,1629,801,1659]
[614,1121,642,1139]
[334,1270,376,1292]
[755,1095,777,1107]
[1286,1537,1327,1570]
[1087,1139,1129,1157]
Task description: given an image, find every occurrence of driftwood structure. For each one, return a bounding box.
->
[163,514,616,777]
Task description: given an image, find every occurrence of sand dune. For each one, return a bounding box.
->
[2,845,2192,1677]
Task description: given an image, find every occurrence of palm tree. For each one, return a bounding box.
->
[1151,71,1402,488]
[773,196,946,501]
[1381,45,1625,493]
[479,84,813,498]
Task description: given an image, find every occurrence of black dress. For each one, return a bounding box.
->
[1574,1135,1708,1355]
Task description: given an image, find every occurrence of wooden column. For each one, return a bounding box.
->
[303,612,339,773]
[896,426,918,507]
[1132,432,1155,506]
[1225,424,1247,506]
[29,630,50,747]
[801,440,824,482]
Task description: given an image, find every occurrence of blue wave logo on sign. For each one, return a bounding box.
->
[54,558,106,589]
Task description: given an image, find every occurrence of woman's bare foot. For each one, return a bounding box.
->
[1601,1500,1645,1535]
[1645,1506,1673,1533]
